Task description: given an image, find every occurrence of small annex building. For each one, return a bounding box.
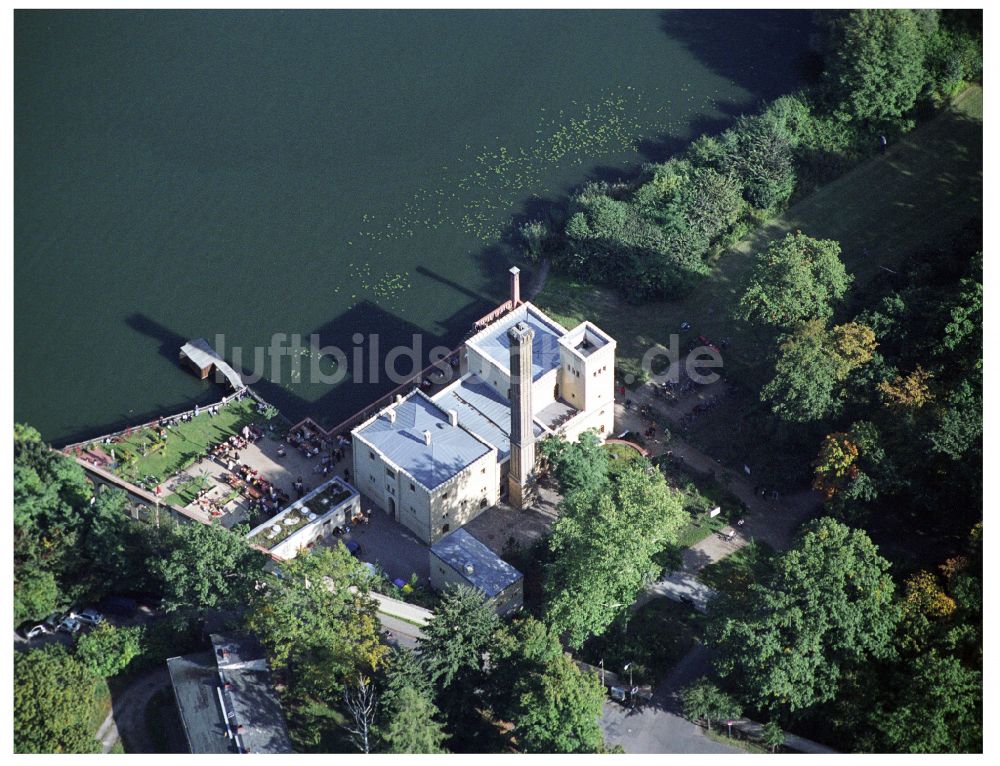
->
[429,527,524,616]
[166,633,292,754]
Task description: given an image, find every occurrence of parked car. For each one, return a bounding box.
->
[17,621,49,640]
[57,617,82,635]
[71,608,104,626]
[344,539,361,558]
[44,612,65,631]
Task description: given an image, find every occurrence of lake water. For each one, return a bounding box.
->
[15,9,813,443]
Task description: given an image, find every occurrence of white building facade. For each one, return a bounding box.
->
[352,281,615,545]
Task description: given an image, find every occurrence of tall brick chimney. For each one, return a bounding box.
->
[509,266,521,307]
[507,321,534,509]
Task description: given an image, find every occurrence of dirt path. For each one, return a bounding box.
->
[615,386,821,565]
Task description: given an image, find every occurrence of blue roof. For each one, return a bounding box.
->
[433,374,544,462]
[355,392,491,490]
[431,528,523,598]
[469,305,565,381]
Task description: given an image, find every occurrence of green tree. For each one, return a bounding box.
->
[514,650,606,753]
[491,617,606,753]
[735,233,851,328]
[718,114,796,209]
[246,544,387,699]
[820,9,931,122]
[14,567,61,625]
[14,645,101,753]
[681,678,742,732]
[709,518,898,713]
[381,684,449,754]
[544,458,686,648]
[419,584,500,688]
[75,623,145,678]
[378,648,448,754]
[874,651,981,753]
[154,520,267,610]
[538,430,610,498]
[761,320,843,422]
[760,720,786,752]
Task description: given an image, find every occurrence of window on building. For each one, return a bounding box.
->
[600,424,606,433]
[386,468,396,478]
[409,482,416,492]
[369,451,375,460]
[441,524,450,534]
[480,498,488,508]
[370,474,375,483]
[481,467,486,475]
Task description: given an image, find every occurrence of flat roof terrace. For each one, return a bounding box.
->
[466,302,567,381]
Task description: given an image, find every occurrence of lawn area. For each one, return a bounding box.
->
[97,397,261,486]
[580,597,703,687]
[536,86,983,482]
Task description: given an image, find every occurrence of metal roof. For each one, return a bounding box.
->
[179,338,244,389]
[354,390,492,490]
[467,303,566,381]
[431,528,523,598]
[433,373,543,461]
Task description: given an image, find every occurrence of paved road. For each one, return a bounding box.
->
[107,666,174,753]
[599,645,740,754]
[378,612,425,650]
[639,572,717,613]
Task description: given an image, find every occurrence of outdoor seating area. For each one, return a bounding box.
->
[172,424,354,530]
[68,395,264,491]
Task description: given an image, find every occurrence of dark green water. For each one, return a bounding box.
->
[15,10,813,443]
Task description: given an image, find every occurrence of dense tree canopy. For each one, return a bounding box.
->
[735,232,851,328]
[246,544,387,700]
[14,645,101,754]
[154,520,267,611]
[543,437,686,648]
[709,518,898,714]
[491,617,606,754]
[820,9,931,122]
[13,425,151,622]
[378,649,448,754]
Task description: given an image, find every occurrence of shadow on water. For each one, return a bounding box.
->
[49,10,828,446]
[658,9,820,98]
[110,294,494,442]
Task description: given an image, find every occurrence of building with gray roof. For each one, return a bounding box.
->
[352,271,615,546]
[166,633,292,754]
[430,528,523,616]
[355,389,492,490]
[432,373,544,462]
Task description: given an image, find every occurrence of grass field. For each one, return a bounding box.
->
[97,397,260,486]
[537,86,982,386]
[537,86,982,483]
